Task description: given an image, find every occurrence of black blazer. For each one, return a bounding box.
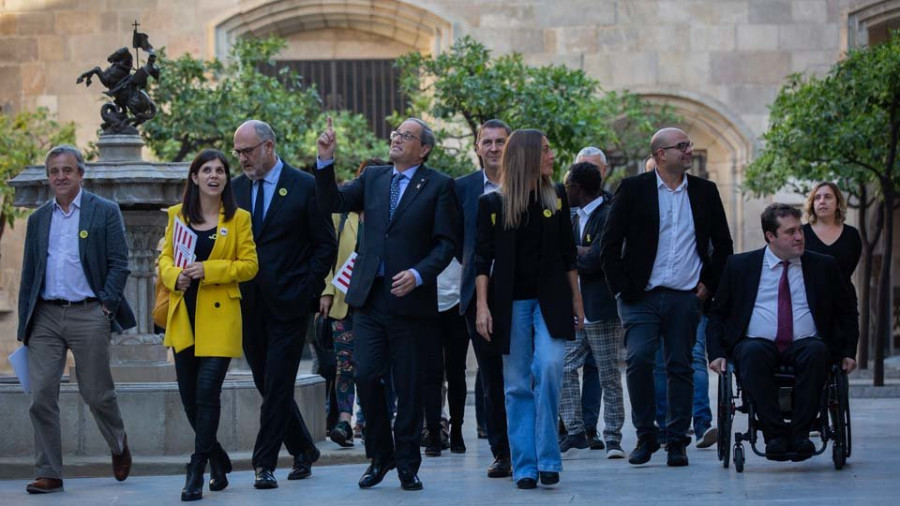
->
[233,162,337,320]
[599,171,733,304]
[575,196,618,322]
[456,170,486,315]
[706,248,859,361]
[18,190,136,342]
[475,185,577,355]
[314,163,458,317]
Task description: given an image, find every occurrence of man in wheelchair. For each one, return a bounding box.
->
[707,203,858,462]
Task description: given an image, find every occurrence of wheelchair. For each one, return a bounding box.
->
[716,361,851,472]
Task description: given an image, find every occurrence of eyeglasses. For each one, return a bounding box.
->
[232,140,266,158]
[390,130,421,143]
[658,141,694,153]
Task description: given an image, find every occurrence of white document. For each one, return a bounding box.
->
[330,252,358,295]
[9,346,30,394]
[172,216,198,268]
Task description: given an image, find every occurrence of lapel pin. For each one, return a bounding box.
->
[220,227,228,236]
[278,187,287,197]
[79,230,88,239]
[416,183,422,190]
[556,198,562,210]
[543,209,552,218]
[586,234,591,243]
[491,213,496,225]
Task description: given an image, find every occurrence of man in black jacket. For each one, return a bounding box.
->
[315,117,458,491]
[232,120,337,489]
[559,162,626,459]
[600,128,733,467]
[707,203,858,461]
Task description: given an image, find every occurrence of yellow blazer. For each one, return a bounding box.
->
[160,204,258,357]
[321,212,359,321]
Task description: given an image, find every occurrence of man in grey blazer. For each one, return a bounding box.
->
[17,145,136,494]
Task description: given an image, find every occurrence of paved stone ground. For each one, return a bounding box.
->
[2,374,899,505]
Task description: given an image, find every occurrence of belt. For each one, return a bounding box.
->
[41,297,99,307]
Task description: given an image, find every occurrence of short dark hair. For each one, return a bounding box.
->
[567,161,602,195]
[477,119,512,142]
[182,149,238,224]
[45,145,86,175]
[760,203,801,242]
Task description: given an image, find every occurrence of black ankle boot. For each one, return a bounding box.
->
[425,429,442,457]
[208,446,230,492]
[181,459,205,501]
[450,424,466,453]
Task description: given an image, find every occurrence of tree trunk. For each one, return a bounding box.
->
[874,188,894,387]
[857,193,873,369]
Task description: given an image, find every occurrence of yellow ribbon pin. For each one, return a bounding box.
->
[79,230,88,239]
[556,198,562,210]
[543,209,552,218]
[278,188,287,197]
[586,234,591,243]
[491,213,496,225]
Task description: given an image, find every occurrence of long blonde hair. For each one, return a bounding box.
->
[499,129,557,229]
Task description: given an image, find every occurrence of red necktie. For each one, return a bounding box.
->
[775,260,793,353]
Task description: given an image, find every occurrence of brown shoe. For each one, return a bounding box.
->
[26,477,63,494]
[112,434,132,482]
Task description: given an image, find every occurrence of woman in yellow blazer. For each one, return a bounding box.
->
[159,149,258,501]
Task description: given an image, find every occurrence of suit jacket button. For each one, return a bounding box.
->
[214,302,220,308]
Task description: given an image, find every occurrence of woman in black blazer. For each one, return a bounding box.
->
[474,129,584,490]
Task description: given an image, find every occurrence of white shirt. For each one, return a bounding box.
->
[576,196,603,242]
[646,171,702,291]
[483,171,500,195]
[745,247,818,342]
[42,189,96,301]
[437,258,462,312]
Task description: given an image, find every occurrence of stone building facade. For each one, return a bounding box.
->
[1,0,899,370]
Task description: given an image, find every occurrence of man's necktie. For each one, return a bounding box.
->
[775,260,793,353]
[389,173,403,219]
[572,213,581,246]
[252,180,265,235]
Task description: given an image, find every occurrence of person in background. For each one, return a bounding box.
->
[160,149,258,501]
[802,182,862,297]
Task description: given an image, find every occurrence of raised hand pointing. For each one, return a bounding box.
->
[317,116,336,160]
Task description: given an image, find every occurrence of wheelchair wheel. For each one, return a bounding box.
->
[717,370,733,468]
[734,444,745,473]
[839,370,852,458]
[831,370,851,468]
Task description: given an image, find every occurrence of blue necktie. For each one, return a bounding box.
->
[389,173,404,219]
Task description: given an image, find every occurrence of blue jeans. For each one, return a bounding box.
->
[654,314,713,438]
[581,352,601,431]
[503,299,566,481]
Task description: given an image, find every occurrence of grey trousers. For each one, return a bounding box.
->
[559,319,625,443]
[27,301,125,479]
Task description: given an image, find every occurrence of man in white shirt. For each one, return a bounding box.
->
[708,203,858,461]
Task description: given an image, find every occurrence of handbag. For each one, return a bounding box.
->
[314,313,333,350]
[152,273,169,329]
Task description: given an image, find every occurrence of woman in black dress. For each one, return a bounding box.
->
[802,182,862,289]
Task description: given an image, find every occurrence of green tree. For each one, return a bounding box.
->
[744,32,900,385]
[142,37,386,180]
[393,36,678,179]
[0,107,76,241]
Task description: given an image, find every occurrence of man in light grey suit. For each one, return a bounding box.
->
[17,145,136,494]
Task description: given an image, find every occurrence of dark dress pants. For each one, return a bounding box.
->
[242,295,315,470]
[422,305,470,430]
[733,337,828,440]
[465,302,511,459]
[353,280,430,475]
[174,346,231,463]
[619,289,699,444]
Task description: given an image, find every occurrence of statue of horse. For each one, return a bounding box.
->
[77,47,159,134]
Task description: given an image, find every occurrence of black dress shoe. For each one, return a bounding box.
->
[539,471,559,485]
[586,428,606,450]
[253,467,277,489]
[765,436,790,462]
[358,458,396,489]
[628,436,661,465]
[288,445,321,480]
[399,471,424,491]
[487,456,512,478]
[791,437,815,462]
[666,440,689,467]
[516,477,537,489]
[425,429,442,457]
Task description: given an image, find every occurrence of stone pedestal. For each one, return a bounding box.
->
[10,134,187,383]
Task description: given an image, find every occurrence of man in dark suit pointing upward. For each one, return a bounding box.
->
[315,116,459,491]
